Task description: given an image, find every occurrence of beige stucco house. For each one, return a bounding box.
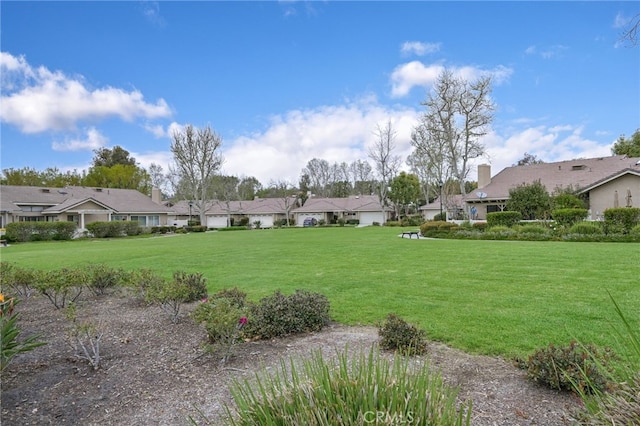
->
[463,155,640,220]
[0,185,173,230]
[292,195,390,226]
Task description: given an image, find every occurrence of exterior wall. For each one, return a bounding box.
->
[206,215,230,228]
[588,175,640,220]
[248,214,274,228]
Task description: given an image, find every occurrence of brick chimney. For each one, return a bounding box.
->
[151,187,162,204]
[477,164,491,189]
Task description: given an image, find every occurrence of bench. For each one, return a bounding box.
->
[401,231,420,239]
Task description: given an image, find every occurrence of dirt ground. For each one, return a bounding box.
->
[1,291,583,425]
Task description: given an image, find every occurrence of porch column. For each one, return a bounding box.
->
[80,211,86,230]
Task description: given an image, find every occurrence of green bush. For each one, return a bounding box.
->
[223,347,471,426]
[569,222,603,235]
[515,224,549,235]
[191,296,248,364]
[631,224,640,236]
[552,208,589,227]
[4,221,77,242]
[604,207,640,234]
[519,341,615,394]
[185,225,208,232]
[35,268,86,309]
[378,313,428,356]
[419,221,459,237]
[244,290,330,339]
[487,211,522,228]
[86,221,125,238]
[337,218,346,226]
[172,271,208,303]
[85,264,125,296]
[346,218,360,225]
[211,287,247,308]
[551,193,585,210]
[472,221,488,231]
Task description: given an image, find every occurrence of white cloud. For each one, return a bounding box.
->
[220,98,419,185]
[0,52,172,134]
[52,127,108,152]
[140,1,166,27]
[400,41,441,56]
[478,124,613,180]
[390,62,513,97]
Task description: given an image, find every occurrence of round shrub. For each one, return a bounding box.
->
[516,224,548,234]
[520,341,615,394]
[552,208,588,227]
[378,313,428,356]
[487,211,522,228]
[631,224,640,236]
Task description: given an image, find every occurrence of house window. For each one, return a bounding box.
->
[487,205,501,213]
[67,215,79,224]
[19,205,45,212]
[112,215,127,221]
[20,216,45,222]
[130,215,159,226]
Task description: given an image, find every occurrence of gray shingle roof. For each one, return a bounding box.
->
[465,155,640,202]
[293,195,387,213]
[0,185,173,214]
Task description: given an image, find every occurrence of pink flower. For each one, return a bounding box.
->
[201,297,208,303]
[238,317,248,326]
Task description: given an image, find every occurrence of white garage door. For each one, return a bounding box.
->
[206,216,229,228]
[359,211,384,226]
[249,215,274,228]
[297,213,324,226]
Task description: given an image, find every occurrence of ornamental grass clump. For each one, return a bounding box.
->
[224,347,471,426]
[1,293,46,372]
[378,313,428,356]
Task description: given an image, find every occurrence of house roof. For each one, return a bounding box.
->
[465,155,640,202]
[293,195,387,213]
[419,194,464,211]
[0,185,173,214]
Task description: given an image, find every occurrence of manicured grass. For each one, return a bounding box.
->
[2,227,638,359]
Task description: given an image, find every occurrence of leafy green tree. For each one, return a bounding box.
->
[237,176,262,200]
[92,146,137,167]
[83,164,151,193]
[611,129,640,157]
[515,152,545,166]
[389,172,421,216]
[506,180,551,220]
[1,167,84,187]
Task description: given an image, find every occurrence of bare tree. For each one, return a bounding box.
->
[620,13,640,46]
[170,124,224,225]
[368,120,401,223]
[350,159,374,195]
[421,70,494,197]
[212,175,240,227]
[269,179,298,226]
[302,158,332,197]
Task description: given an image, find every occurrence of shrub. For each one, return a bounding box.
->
[1,293,46,372]
[2,265,38,299]
[551,193,585,210]
[85,264,125,296]
[185,225,208,232]
[515,224,549,235]
[222,347,471,426]
[487,211,522,228]
[520,341,615,394]
[4,221,77,242]
[64,302,103,370]
[472,221,488,231]
[631,224,640,236]
[569,222,603,235]
[378,313,428,356]
[86,221,133,238]
[337,218,346,227]
[244,290,330,339]
[147,271,207,323]
[35,268,86,309]
[346,218,360,225]
[191,297,248,364]
[211,287,247,308]
[236,216,250,227]
[419,221,459,237]
[433,212,446,221]
[603,207,640,234]
[552,208,589,227]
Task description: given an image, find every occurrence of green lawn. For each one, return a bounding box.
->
[2,226,638,359]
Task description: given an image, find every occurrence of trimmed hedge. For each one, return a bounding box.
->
[86,221,141,238]
[552,208,588,227]
[486,211,522,228]
[5,221,77,242]
[604,207,640,234]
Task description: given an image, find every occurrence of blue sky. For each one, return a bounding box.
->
[1,1,639,186]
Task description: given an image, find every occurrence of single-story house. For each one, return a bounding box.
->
[292,194,390,226]
[166,198,293,228]
[419,194,465,220]
[0,185,173,229]
[464,155,640,220]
